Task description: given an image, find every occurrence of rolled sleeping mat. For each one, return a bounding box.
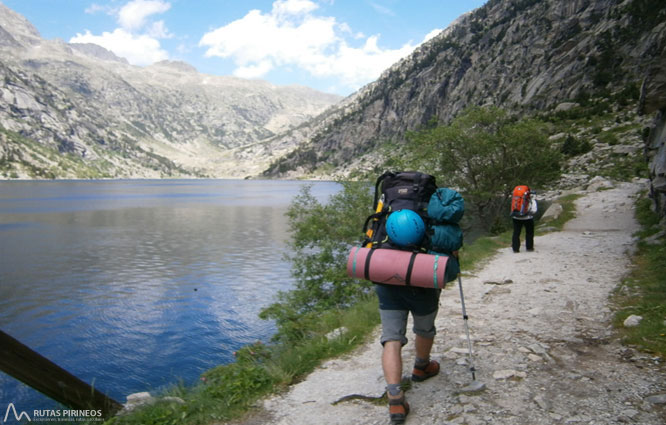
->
[347,246,454,289]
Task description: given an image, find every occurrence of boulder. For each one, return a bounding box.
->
[623,315,642,327]
[541,203,563,221]
[586,176,614,191]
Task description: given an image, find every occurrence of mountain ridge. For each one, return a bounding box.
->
[0,2,341,179]
[1,1,664,182]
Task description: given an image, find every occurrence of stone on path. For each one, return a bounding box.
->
[459,380,486,393]
[646,394,666,404]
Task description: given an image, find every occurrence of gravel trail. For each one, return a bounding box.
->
[230,181,666,425]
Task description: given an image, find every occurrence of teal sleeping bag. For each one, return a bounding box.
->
[428,223,463,254]
[427,188,465,224]
[427,187,464,258]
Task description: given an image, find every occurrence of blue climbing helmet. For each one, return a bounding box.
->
[386,209,425,247]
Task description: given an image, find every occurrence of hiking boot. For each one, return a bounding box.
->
[411,359,440,382]
[388,392,409,424]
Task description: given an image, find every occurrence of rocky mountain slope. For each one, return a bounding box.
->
[0,3,341,179]
[262,0,666,180]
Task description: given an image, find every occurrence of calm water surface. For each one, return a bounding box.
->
[0,179,340,417]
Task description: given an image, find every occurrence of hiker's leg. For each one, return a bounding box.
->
[379,309,408,385]
[525,219,535,251]
[383,340,410,423]
[512,219,522,252]
[412,310,437,360]
[415,334,434,360]
[376,288,411,422]
[384,339,409,422]
[411,310,440,381]
[382,340,403,385]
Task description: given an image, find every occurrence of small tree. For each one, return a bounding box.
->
[396,106,562,230]
[259,181,374,343]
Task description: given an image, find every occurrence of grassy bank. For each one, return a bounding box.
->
[612,193,666,357]
[103,295,380,425]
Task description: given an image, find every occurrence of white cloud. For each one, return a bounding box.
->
[70,28,169,65]
[369,2,395,17]
[198,0,420,91]
[118,0,171,31]
[147,20,172,39]
[312,35,415,88]
[71,0,172,66]
[272,0,318,16]
[85,3,111,15]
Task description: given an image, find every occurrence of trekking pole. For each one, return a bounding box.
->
[455,256,477,381]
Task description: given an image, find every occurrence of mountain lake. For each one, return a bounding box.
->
[0,179,341,418]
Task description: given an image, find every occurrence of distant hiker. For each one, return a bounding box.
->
[510,185,537,252]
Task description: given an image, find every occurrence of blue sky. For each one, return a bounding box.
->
[2,0,487,95]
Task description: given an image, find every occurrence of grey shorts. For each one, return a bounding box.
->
[379,309,438,346]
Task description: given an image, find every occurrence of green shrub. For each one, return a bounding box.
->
[561,134,593,156]
[259,181,374,344]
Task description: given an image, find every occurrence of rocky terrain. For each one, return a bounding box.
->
[0,3,340,179]
[263,0,666,180]
[1,1,664,183]
[227,178,666,425]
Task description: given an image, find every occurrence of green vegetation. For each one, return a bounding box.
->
[388,106,563,233]
[560,134,592,157]
[0,124,199,179]
[0,127,113,179]
[259,181,375,343]
[612,194,666,357]
[539,98,648,182]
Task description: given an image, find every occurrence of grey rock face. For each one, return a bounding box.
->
[263,0,666,179]
[0,3,341,179]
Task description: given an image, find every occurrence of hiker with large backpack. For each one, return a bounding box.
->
[349,171,463,424]
[510,184,538,253]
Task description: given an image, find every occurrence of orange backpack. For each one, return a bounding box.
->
[510,185,531,217]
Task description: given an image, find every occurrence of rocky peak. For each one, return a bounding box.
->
[70,43,129,64]
[0,3,41,47]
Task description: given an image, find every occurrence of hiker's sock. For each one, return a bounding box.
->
[386,384,402,397]
[414,357,430,369]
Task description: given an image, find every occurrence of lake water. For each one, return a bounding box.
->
[0,179,340,418]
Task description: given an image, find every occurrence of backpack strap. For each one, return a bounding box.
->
[361,210,388,246]
[364,248,376,281]
[373,171,394,211]
[404,252,418,286]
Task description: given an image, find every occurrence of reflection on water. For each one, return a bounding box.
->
[0,179,340,415]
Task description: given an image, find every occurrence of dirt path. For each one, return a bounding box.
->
[231,181,666,425]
